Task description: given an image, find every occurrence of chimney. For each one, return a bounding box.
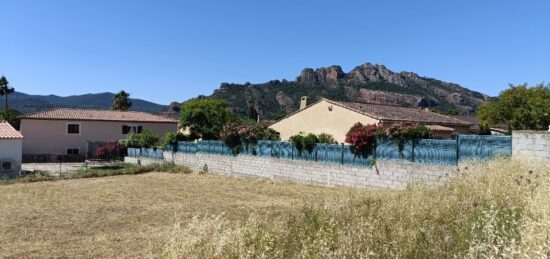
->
[299,96,309,110]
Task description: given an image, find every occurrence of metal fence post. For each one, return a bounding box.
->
[411,140,415,163]
[315,145,318,162]
[340,143,344,165]
[291,142,294,160]
[456,134,460,165]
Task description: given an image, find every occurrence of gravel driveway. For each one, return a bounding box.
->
[22,161,119,176]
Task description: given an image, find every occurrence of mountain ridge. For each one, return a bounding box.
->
[205,63,489,120]
[2,92,167,114]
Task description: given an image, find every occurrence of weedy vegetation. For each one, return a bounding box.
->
[161,158,550,258]
[0,158,548,258]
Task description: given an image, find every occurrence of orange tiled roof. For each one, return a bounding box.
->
[20,108,177,123]
[0,121,23,139]
[327,99,471,126]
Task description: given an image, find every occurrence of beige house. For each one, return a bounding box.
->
[20,108,177,159]
[269,98,472,142]
[0,121,23,178]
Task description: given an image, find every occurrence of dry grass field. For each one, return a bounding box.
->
[158,159,550,258]
[2,158,550,258]
[0,172,359,258]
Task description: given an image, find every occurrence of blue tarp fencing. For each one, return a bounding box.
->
[127,134,512,167]
[127,147,164,160]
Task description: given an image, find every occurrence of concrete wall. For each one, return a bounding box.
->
[126,151,458,190]
[21,119,177,155]
[512,131,550,160]
[270,99,380,143]
[0,139,22,177]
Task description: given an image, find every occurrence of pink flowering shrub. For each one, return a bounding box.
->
[344,123,381,157]
[96,140,121,159]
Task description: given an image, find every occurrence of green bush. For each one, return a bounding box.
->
[121,130,160,148]
[290,133,319,155]
[478,123,492,135]
[379,122,433,153]
[317,133,338,144]
[161,131,197,150]
[221,123,281,155]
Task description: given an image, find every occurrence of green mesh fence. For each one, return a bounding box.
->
[177,142,198,154]
[376,139,413,161]
[458,135,512,161]
[163,134,512,167]
[414,139,457,165]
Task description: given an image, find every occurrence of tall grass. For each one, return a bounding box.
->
[160,158,550,258]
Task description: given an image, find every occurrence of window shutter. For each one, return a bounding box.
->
[137,126,143,133]
[122,125,130,134]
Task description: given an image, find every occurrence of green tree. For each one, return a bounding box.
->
[477,83,550,131]
[0,76,15,112]
[112,90,132,111]
[0,109,22,130]
[179,98,237,140]
[478,123,492,135]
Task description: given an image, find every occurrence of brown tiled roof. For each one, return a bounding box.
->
[20,108,178,123]
[326,98,472,126]
[0,121,23,139]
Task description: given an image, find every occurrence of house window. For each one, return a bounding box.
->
[66,148,80,155]
[122,125,143,134]
[1,161,13,171]
[67,124,80,135]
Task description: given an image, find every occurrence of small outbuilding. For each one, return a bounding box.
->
[0,121,23,178]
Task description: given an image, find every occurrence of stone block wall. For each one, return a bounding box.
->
[512,131,550,160]
[126,152,459,190]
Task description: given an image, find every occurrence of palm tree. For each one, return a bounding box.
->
[0,76,15,112]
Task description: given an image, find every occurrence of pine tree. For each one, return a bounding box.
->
[0,76,15,112]
[112,90,132,111]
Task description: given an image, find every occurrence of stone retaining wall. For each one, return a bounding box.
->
[125,151,459,189]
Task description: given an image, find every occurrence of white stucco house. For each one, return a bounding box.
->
[0,121,23,178]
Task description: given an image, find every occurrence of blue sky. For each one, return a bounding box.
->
[1,0,549,104]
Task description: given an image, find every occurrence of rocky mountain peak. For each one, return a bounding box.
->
[297,65,344,84]
[346,63,409,86]
[203,62,490,119]
[159,101,181,119]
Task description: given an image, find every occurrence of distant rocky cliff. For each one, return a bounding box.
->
[171,63,490,120]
